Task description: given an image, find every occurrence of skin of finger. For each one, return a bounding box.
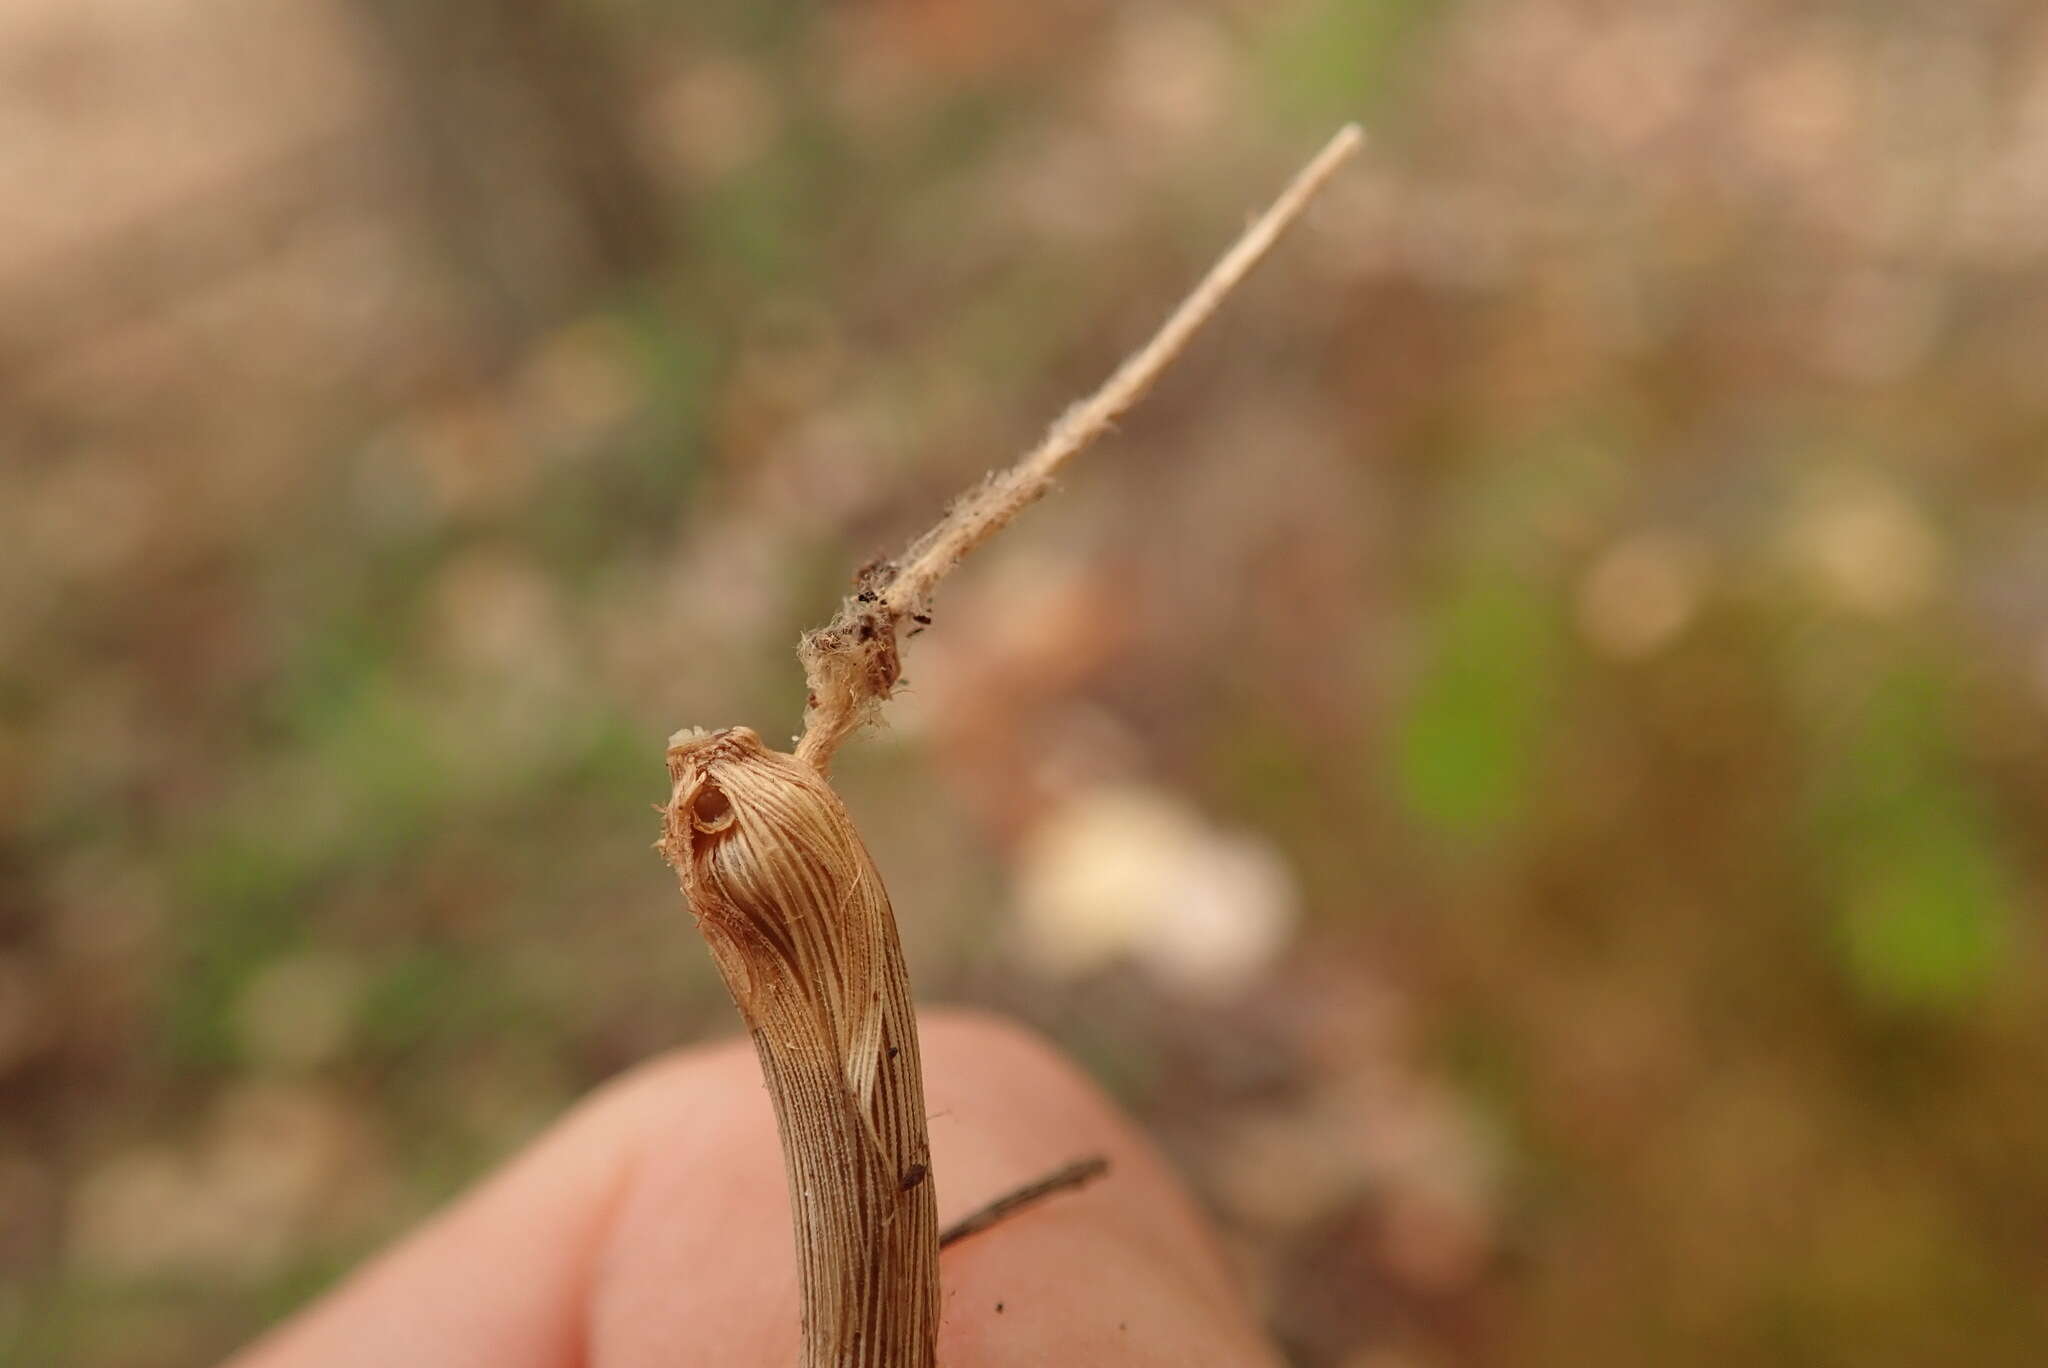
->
[589,1008,1278,1366]
[228,1009,1276,1367]
[221,1040,753,1368]
[924,1011,1279,1366]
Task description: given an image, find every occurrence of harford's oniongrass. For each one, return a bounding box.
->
[658,125,1362,1367]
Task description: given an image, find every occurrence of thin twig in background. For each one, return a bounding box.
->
[794,123,1365,775]
[939,1155,1113,1251]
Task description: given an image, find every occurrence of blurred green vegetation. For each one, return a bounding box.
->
[3,2,2047,1366]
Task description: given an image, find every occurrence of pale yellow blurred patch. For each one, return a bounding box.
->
[68,1082,383,1281]
[1787,477,1944,618]
[1012,784,1298,997]
[1576,530,1710,660]
[644,55,782,185]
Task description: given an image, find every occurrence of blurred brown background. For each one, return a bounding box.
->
[4,1,2047,1364]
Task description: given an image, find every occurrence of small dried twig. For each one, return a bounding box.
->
[938,1155,1112,1251]
[794,123,1365,774]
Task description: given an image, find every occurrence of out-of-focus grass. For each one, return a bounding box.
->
[5,2,2048,1366]
[1259,0,1441,129]
[1394,567,1561,838]
[1810,658,2016,1010]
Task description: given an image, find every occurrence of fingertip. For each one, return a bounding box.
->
[591,1009,1277,1364]
[236,1012,1274,1368]
[917,1007,1277,1365]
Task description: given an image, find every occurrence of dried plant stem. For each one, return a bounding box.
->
[662,728,938,1367]
[660,127,1358,1367]
[794,122,1364,775]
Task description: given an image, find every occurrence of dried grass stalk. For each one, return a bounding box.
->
[796,123,1364,775]
[661,726,938,1366]
[658,126,1360,1366]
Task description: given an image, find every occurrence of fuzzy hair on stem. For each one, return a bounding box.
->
[659,127,1359,1366]
[794,122,1364,775]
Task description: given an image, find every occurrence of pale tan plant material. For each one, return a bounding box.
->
[659,126,1360,1367]
[795,122,1365,775]
[661,726,937,1366]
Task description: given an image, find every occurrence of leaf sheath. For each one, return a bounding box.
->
[661,726,938,1368]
